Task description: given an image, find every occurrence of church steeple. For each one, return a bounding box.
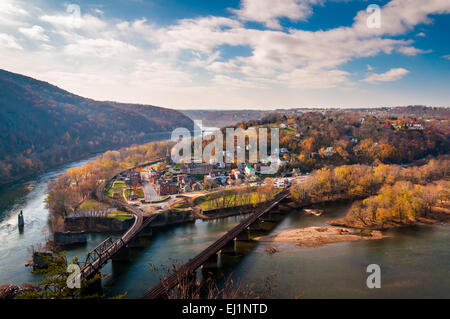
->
[166,147,172,164]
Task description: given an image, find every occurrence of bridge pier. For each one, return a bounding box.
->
[220,240,236,255]
[112,245,129,262]
[262,211,277,222]
[128,236,144,248]
[279,202,292,213]
[235,229,251,242]
[270,206,282,214]
[81,275,103,297]
[139,226,153,237]
[248,219,263,231]
[201,253,218,270]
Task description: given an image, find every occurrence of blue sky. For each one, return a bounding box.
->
[0,0,449,109]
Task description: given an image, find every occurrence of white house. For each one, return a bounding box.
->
[245,165,255,176]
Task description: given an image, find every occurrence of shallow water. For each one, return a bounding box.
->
[230,203,450,298]
[0,158,94,285]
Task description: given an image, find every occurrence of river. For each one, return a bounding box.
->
[0,160,449,298]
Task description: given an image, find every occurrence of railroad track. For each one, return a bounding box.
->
[142,188,291,299]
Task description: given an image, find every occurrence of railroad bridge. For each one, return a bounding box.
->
[79,159,163,280]
[142,187,291,299]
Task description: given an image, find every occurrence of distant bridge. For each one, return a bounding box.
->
[142,187,291,299]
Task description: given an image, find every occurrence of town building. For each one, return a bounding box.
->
[156,182,177,196]
[245,165,255,176]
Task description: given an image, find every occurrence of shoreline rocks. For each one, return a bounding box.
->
[304,208,324,216]
[0,283,39,299]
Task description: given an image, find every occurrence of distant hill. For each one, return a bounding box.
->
[181,110,270,128]
[0,69,193,184]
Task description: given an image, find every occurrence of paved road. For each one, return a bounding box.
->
[142,172,160,201]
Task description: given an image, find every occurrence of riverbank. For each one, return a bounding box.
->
[255,226,387,247]
[329,206,450,230]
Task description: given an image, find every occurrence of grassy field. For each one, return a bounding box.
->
[125,188,144,198]
[108,210,133,221]
[283,127,296,134]
[146,195,170,203]
[197,192,271,210]
[107,181,127,198]
[78,199,110,212]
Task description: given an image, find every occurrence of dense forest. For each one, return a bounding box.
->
[0,69,193,184]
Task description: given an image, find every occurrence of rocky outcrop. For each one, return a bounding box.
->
[31,251,64,270]
[0,283,39,299]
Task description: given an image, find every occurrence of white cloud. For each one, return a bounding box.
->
[280,67,351,89]
[19,25,49,42]
[416,32,426,37]
[40,13,107,33]
[40,43,54,50]
[442,55,450,60]
[231,0,322,29]
[362,68,410,83]
[213,74,268,89]
[0,0,449,107]
[64,38,138,58]
[397,46,431,56]
[0,0,29,27]
[352,0,450,37]
[0,1,28,16]
[93,9,104,16]
[129,60,194,87]
[0,33,23,50]
[154,17,245,54]
[145,0,450,88]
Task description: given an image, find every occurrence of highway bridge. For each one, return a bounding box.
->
[142,187,291,299]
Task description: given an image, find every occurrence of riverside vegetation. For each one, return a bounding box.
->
[290,157,449,230]
[45,141,171,231]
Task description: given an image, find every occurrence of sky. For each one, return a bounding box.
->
[0,0,449,109]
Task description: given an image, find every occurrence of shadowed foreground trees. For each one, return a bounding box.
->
[149,261,276,299]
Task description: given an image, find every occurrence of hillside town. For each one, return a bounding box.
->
[107,147,295,212]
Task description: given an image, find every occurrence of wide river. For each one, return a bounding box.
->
[0,158,449,298]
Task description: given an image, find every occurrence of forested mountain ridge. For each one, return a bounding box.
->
[0,69,193,184]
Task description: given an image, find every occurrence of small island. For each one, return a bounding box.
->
[256,226,386,247]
